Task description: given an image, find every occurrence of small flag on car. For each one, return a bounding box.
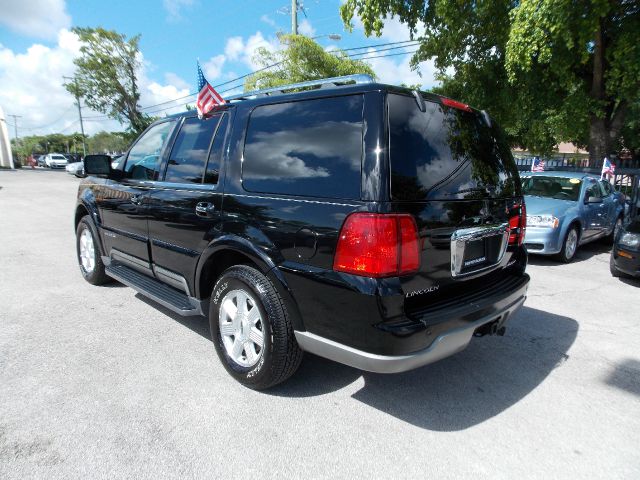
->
[601,157,615,179]
[196,61,225,119]
[531,156,545,172]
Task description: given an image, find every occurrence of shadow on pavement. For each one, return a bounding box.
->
[605,358,640,397]
[135,294,211,339]
[271,306,578,431]
[527,241,611,266]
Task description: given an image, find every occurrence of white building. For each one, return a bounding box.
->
[0,105,14,169]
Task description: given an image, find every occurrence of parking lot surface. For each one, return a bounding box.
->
[1,169,639,479]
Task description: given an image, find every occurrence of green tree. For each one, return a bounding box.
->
[341,1,640,160]
[66,27,153,135]
[87,131,131,153]
[244,34,376,91]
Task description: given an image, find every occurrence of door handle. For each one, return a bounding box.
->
[195,202,215,217]
[131,194,143,206]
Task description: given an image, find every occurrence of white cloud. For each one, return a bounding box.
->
[223,32,280,70]
[163,0,194,21]
[298,19,316,37]
[353,15,437,90]
[260,14,276,28]
[0,29,192,138]
[203,54,226,81]
[0,0,71,40]
[164,72,190,91]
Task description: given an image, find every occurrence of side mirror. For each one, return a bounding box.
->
[84,154,112,178]
[586,196,603,204]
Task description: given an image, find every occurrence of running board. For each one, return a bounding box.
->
[105,263,207,317]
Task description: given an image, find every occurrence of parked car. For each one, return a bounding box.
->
[66,161,84,176]
[43,153,69,169]
[74,75,529,389]
[521,172,625,262]
[36,155,47,167]
[610,218,640,279]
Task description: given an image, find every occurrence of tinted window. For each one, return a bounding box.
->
[164,116,220,184]
[388,93,518,201]
[599,180,612,196]
[586,182,601,200]
[125,121,175,180]
[242,95,363,199]
[205,114,228,185]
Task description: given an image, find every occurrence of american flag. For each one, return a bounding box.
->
[531,157,545,172]
[601,157,615,178]
[196,61,225,119]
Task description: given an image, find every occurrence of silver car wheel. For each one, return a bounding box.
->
[218,289,265,368]
[79,228,95,273]
[565,229,578,259]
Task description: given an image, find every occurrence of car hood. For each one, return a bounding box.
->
[524,195,576,217]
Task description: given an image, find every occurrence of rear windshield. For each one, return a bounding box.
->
[521,176,582,201]
[388,93,519,201]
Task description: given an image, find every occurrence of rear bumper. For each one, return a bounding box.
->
[524,227,563,255]
[295,295,525,373]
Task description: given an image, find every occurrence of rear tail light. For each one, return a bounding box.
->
[508,203,526,246]
[333,213,420,277]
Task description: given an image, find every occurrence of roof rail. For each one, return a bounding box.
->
[226,74,375,102]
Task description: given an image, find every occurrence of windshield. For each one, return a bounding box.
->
[521,176,582,201]
[52,155,66,160]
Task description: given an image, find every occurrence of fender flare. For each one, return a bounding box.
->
[195,235,305,331]
[75,191,106,256]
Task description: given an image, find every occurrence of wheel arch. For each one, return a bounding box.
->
[195,235,305,331]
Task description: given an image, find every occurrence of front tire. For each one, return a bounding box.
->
[557,226,579,263]
[209,265,303,389]
[76,216,110,285]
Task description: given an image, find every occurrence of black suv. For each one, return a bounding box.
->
[75,75,529,389]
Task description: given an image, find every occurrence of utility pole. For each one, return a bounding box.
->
[63,76,87,156]
[291,0,297,34]
[8,114,21,143]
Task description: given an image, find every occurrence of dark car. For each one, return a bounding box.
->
[610,219,640,279]
[74,75,529,389]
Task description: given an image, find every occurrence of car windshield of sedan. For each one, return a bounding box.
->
[521,176,582,201]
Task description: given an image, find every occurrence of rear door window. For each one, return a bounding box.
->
[164,116,221,184]
[242,95,364,199]
[388,93,518,201]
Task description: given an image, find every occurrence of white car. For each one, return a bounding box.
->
[65,161,84,176]
[44,153,69,169]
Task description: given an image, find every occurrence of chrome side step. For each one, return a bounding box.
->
[105,263,207,317]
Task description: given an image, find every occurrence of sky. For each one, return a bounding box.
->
[0,0,438,139]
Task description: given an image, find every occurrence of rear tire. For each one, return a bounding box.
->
[557,226,579,263]
[76,216,110,285]
[209,265,303,389]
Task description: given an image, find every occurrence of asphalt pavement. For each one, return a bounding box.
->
[1,169,639,479]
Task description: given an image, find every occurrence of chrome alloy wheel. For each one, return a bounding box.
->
[79,228,96,273]
[565,229,578,259]
[218,289,265,368]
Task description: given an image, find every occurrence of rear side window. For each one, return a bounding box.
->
[242,95,363,199]
[388,93,518,201]
[164,116,220,184]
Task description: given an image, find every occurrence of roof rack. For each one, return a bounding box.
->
[226,74,375,102]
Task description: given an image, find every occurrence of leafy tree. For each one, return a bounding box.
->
[66,27,153,135]
[341,1,640,160]
[244,34,376,91]
[87,131,131,153]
